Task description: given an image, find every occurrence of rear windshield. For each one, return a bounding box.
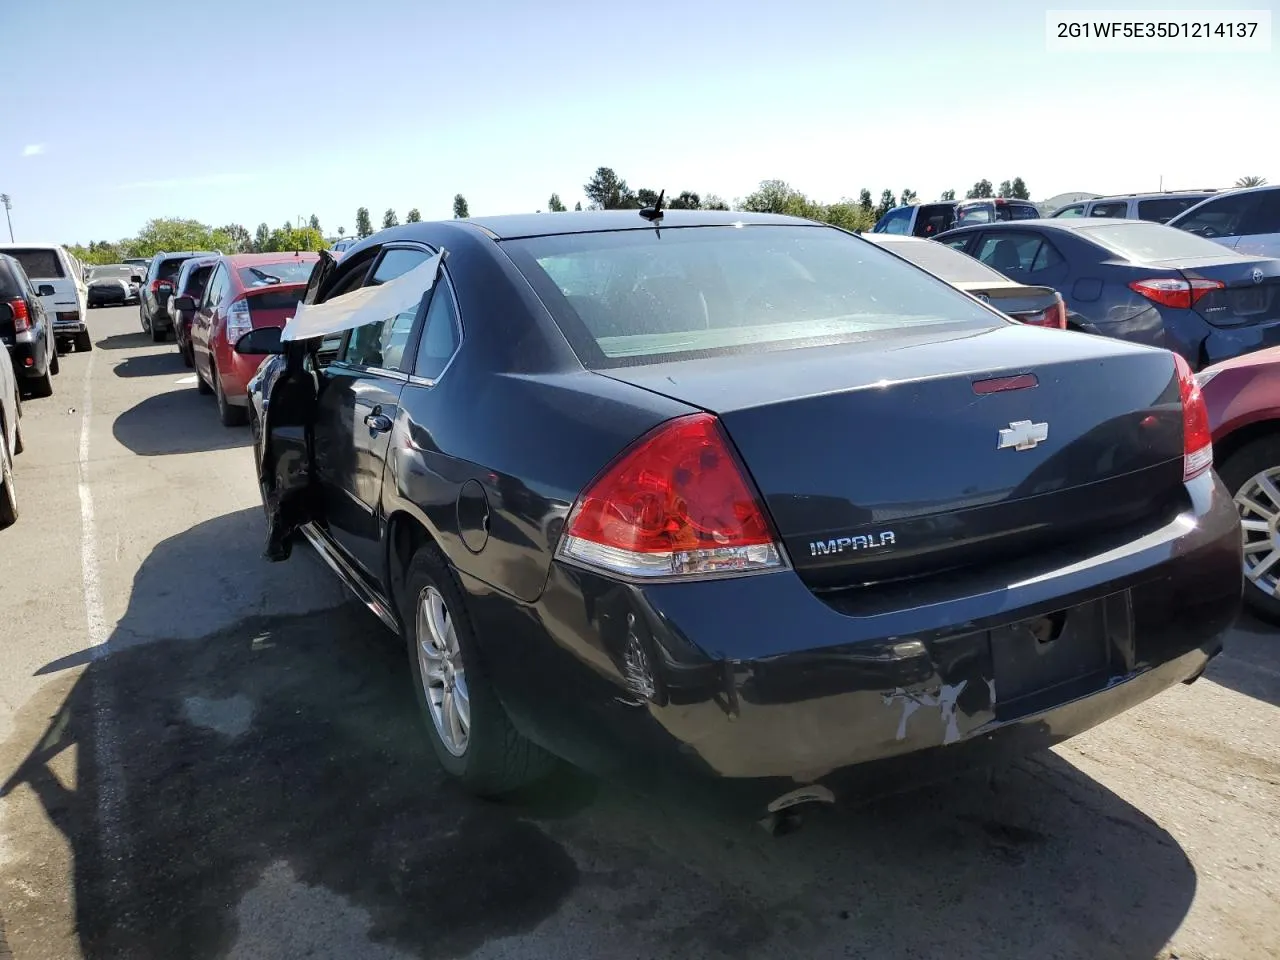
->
[245,289,306,312]
[1078,222,1238,262]
[1137,196,1209,224]
[6,248,64,279]
[158,258,189,281]
[0,263,23,299]
[238,261,316,288]
[89,265,136,281]
[878,238,1008,284]
[503,225,1000,367]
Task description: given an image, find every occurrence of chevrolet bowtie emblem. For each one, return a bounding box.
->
[998,420,1048,451]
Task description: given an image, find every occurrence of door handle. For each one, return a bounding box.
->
[364,413,393,432]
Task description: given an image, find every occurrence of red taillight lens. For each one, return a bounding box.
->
[1015,294,1068,329]
[1129,278,1224,310]
[6,299,30,333]
[1173,353,1213,480]
[559,412,785,578]
[152,279,172,295]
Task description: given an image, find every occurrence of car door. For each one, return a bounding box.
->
[312,243,436,579]
[1231,188,1280,258]
[192,263,228,381]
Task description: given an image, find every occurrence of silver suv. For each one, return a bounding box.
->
[1050,190,1217,224]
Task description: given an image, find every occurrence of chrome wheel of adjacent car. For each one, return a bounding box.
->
[1236,466,1280,598]
[416,584,470,757]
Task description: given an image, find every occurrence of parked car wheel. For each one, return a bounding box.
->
[27,366,53,399]
[1220,435,1280,623]
[196,364,213,396]
[213,365,247,426]
[180,342,193,368]
[50,348,60,376]
[402,543,557,796]
[74,332,93,352]
[139,306,149,333]
[0,427,18,530]
[151,321,168,343]
[12,404,23,456]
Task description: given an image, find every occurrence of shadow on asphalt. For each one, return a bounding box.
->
[94,333,151,351]
[0,508,1200,959]
[112,389,250,456]
[110,352,187,379]
[1204,611,1280,706]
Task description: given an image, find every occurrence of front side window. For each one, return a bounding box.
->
[342,308,418,370]
[876,208,912,235]
[504,224,999,368]
[202,265,229,308]
[1172,192,1254,239]
[1053,204,1087,218]
[1089,201,1129,219]
[974,231,1064,280]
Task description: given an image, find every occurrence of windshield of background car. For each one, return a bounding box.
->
[6,249,64,279]
[504,225,1001,368]
[1077,222,1240,262]
[881,238,1009,283]
[237,260,317,288]
[89,265,134,280]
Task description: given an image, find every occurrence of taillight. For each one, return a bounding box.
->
[1129,278,1224,310]
[558,412,786,578]
[1173,353,1213,480]
[1015,293,1068,329]
[6,299,30,333]
[225,298,253,344]
[152,279,173,296]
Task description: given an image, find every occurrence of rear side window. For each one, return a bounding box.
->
[503,225,999,368]
[913,203,954,237]
[185,265,213,297]
[6,249,64,279]
[974,232,1065,280]
[955,203,992,226]
[1080,222,1244,261]
[1137,196,1208,223]
[1089,201,1129,219]
[414,280,460,380]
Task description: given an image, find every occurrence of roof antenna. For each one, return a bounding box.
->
[639,189,665,222]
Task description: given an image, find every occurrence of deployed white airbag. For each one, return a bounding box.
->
[280,251,443,343]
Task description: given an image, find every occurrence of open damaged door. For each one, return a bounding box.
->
[256,250,340,561]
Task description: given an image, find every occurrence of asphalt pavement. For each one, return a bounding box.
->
[0,305,1278,960]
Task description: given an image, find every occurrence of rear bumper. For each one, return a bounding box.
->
[7,337,50,378]
[51,314,85,335]
[1087,306,1280,370]
[88,288,128,304]
[464,470,1242,812]
[216,343,266,406]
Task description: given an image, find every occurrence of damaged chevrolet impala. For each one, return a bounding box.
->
[242,209,1242,823]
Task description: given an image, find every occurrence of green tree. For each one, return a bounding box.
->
[261,225,328,253]
[940,189,956,201]
[1009,177,1030,200]
[254,222,271,252]
[635,188,661,208]
[857,189,873,211]
[405,208,422,222]
[702,195,729,211]
[741,179,806,214]
[213,223,251,253]
[308,214,321,233]
[337,226,346,237]
[874,190,897,220]
[453,194,469,218]
[1236,175,1268,187]
[900,188,918,206]
[383,208,399,228]
[130,217,215,256]
[355,207,373,238]
[583,167,639,209]
[669,191,701,209]
[547,193,566,212]
[997,179,1014,198]
[966,179,994,199]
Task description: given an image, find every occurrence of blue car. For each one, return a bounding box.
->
[936,217,1280,369]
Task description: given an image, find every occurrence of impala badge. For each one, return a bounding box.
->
[998,420,1048,451]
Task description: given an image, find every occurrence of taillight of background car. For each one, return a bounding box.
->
[5,299,30,333]
[1015,293,1068,329]
[557,412,786,578]
[1174,353,1213,480]
[225,298,253,344]
[1129,278,1224,310]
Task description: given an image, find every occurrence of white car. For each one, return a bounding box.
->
[0,243,91,353]
[0,339,21,529]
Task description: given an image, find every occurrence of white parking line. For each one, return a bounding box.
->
[75,347,127,874]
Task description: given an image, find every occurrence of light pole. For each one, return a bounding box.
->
[0,194,12,242]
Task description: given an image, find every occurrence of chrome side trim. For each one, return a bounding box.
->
[300,523,401,634]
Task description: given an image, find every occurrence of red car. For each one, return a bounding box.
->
[1199,346,1280,621]
[178,252,318,426]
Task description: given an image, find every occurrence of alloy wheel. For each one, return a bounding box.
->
[415,585,470,756]
[1235,466,1280,599]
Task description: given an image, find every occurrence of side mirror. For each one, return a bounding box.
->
[173,295,196,312]
[235,326,284,356]
[37,284,55,297]
[130,275,143,284]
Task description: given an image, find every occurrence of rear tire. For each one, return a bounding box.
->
[1219,435,1280,624]
[401,543,557,797]
[0,428,18,530]
[74,332,93,352]
[50,347,60,376]
[196,362,213,395]
[28,367,53,399]
[213,365,247,426]
[151,321,167,343]
[181,342,194,368]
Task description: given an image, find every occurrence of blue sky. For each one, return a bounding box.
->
[2,0,1276,243]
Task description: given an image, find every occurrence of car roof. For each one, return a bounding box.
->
[943,216,1141,234]
[861,234,928,243]
[222,251,320,267]
[0,242,67,251]
[1087,190,1217,201]
[464,209,812,240]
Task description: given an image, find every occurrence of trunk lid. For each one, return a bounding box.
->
[243,283,307,328]
[1179,255,1280,328]
[599,324,1187,590]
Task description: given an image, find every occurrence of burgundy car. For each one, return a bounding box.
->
[178,252,317,426]
[1199,346,1280,620]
